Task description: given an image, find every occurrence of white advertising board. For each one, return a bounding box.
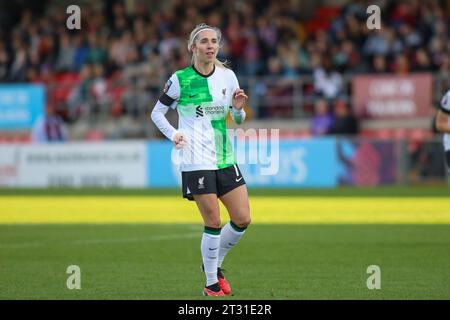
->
[0,141,148,188]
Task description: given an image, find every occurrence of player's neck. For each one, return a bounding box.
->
[193,61,214,76]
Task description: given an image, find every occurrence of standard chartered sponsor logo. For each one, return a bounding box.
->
[204,105,225,115]
[195,105,224,117]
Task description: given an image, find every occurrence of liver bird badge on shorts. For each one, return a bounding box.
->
[198,176,205,189]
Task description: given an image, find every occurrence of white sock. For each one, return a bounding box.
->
[201,228,221,286]
[218,221,246,268]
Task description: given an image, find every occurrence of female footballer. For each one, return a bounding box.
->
[151,23,251,296]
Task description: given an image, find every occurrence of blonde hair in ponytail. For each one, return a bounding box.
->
[187,23,229,68]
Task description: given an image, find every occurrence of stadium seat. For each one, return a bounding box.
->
[305,6,341,34]
[51,72,81,103]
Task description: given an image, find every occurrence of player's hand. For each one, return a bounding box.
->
[232,89,248,110]
[172,132,186,149]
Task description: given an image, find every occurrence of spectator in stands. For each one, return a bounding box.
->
[3,0,448,90]
[256,16,278,58]
[413,48,432,72]
[0,41,9,81]
[278,40,303,78]
[67,64,93,120]
[398,22,422,50]
[243,32,262,76]
[328,97,359,135]
[262,56,291,118]
[31,104,68,143]
[55,34,76,72]
[371,54,388,73]
[91,64,108,114]
[73,34,88,72]
[438,55,450,74]
[334,39,363,73]
[9,37,28,82]
[1,0,448,136]
[313,56,343,100]
[362,27,402,58]
[110,31,136,68]
[310,96,333,136]
[393,53,411,74]
[429,36,447,69]
[86,32,107,65]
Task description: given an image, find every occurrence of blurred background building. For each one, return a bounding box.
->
[0,0,449,186]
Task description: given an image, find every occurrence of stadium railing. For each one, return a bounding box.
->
[2,71,448,142]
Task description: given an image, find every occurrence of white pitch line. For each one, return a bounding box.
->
[0,242,44,248]
[0,232,200,249]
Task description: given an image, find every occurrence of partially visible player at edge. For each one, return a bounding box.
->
[435,89,450,180]
[151,23,251,296]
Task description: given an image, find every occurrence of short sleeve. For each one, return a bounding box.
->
[440,90,450,114]
[158,73,180,109]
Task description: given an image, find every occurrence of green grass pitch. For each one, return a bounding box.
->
[0,187,449,299]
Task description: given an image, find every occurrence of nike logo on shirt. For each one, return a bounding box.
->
[236,177,243,182]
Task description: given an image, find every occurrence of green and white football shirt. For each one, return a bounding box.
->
[158,65,244,172]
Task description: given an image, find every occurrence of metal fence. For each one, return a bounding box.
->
[238,72,450,119]
[49,71,450,122]
[41,71,450,141]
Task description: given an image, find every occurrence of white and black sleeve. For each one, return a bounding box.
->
[151,74,180,141]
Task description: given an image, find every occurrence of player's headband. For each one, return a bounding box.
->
[192,28,216,41]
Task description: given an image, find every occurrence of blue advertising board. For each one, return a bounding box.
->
[147,138,338,188]
[147,140,181,187]
[0,84,45,130]
[240,138,337,188]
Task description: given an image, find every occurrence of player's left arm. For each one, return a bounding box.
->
[231,89,248,125]
[229,71,248,125]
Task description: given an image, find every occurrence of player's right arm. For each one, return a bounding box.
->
[151,74,186,148]
[435,90,450,134]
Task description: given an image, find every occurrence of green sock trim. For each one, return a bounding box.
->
[204,226,221,235]
[230,220,247,233]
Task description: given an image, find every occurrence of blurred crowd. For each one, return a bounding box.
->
[0,0,448,136]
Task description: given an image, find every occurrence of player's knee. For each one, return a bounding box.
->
[204,213,221,228]
[235,215,251,228]
[206,218,221,229]
[242,216,251,228]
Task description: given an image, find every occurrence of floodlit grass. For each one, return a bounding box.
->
[1,196,449,224]
[0,224,449,299]
[0,187,449,299]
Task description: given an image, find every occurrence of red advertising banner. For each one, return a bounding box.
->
[352,73,433,119]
